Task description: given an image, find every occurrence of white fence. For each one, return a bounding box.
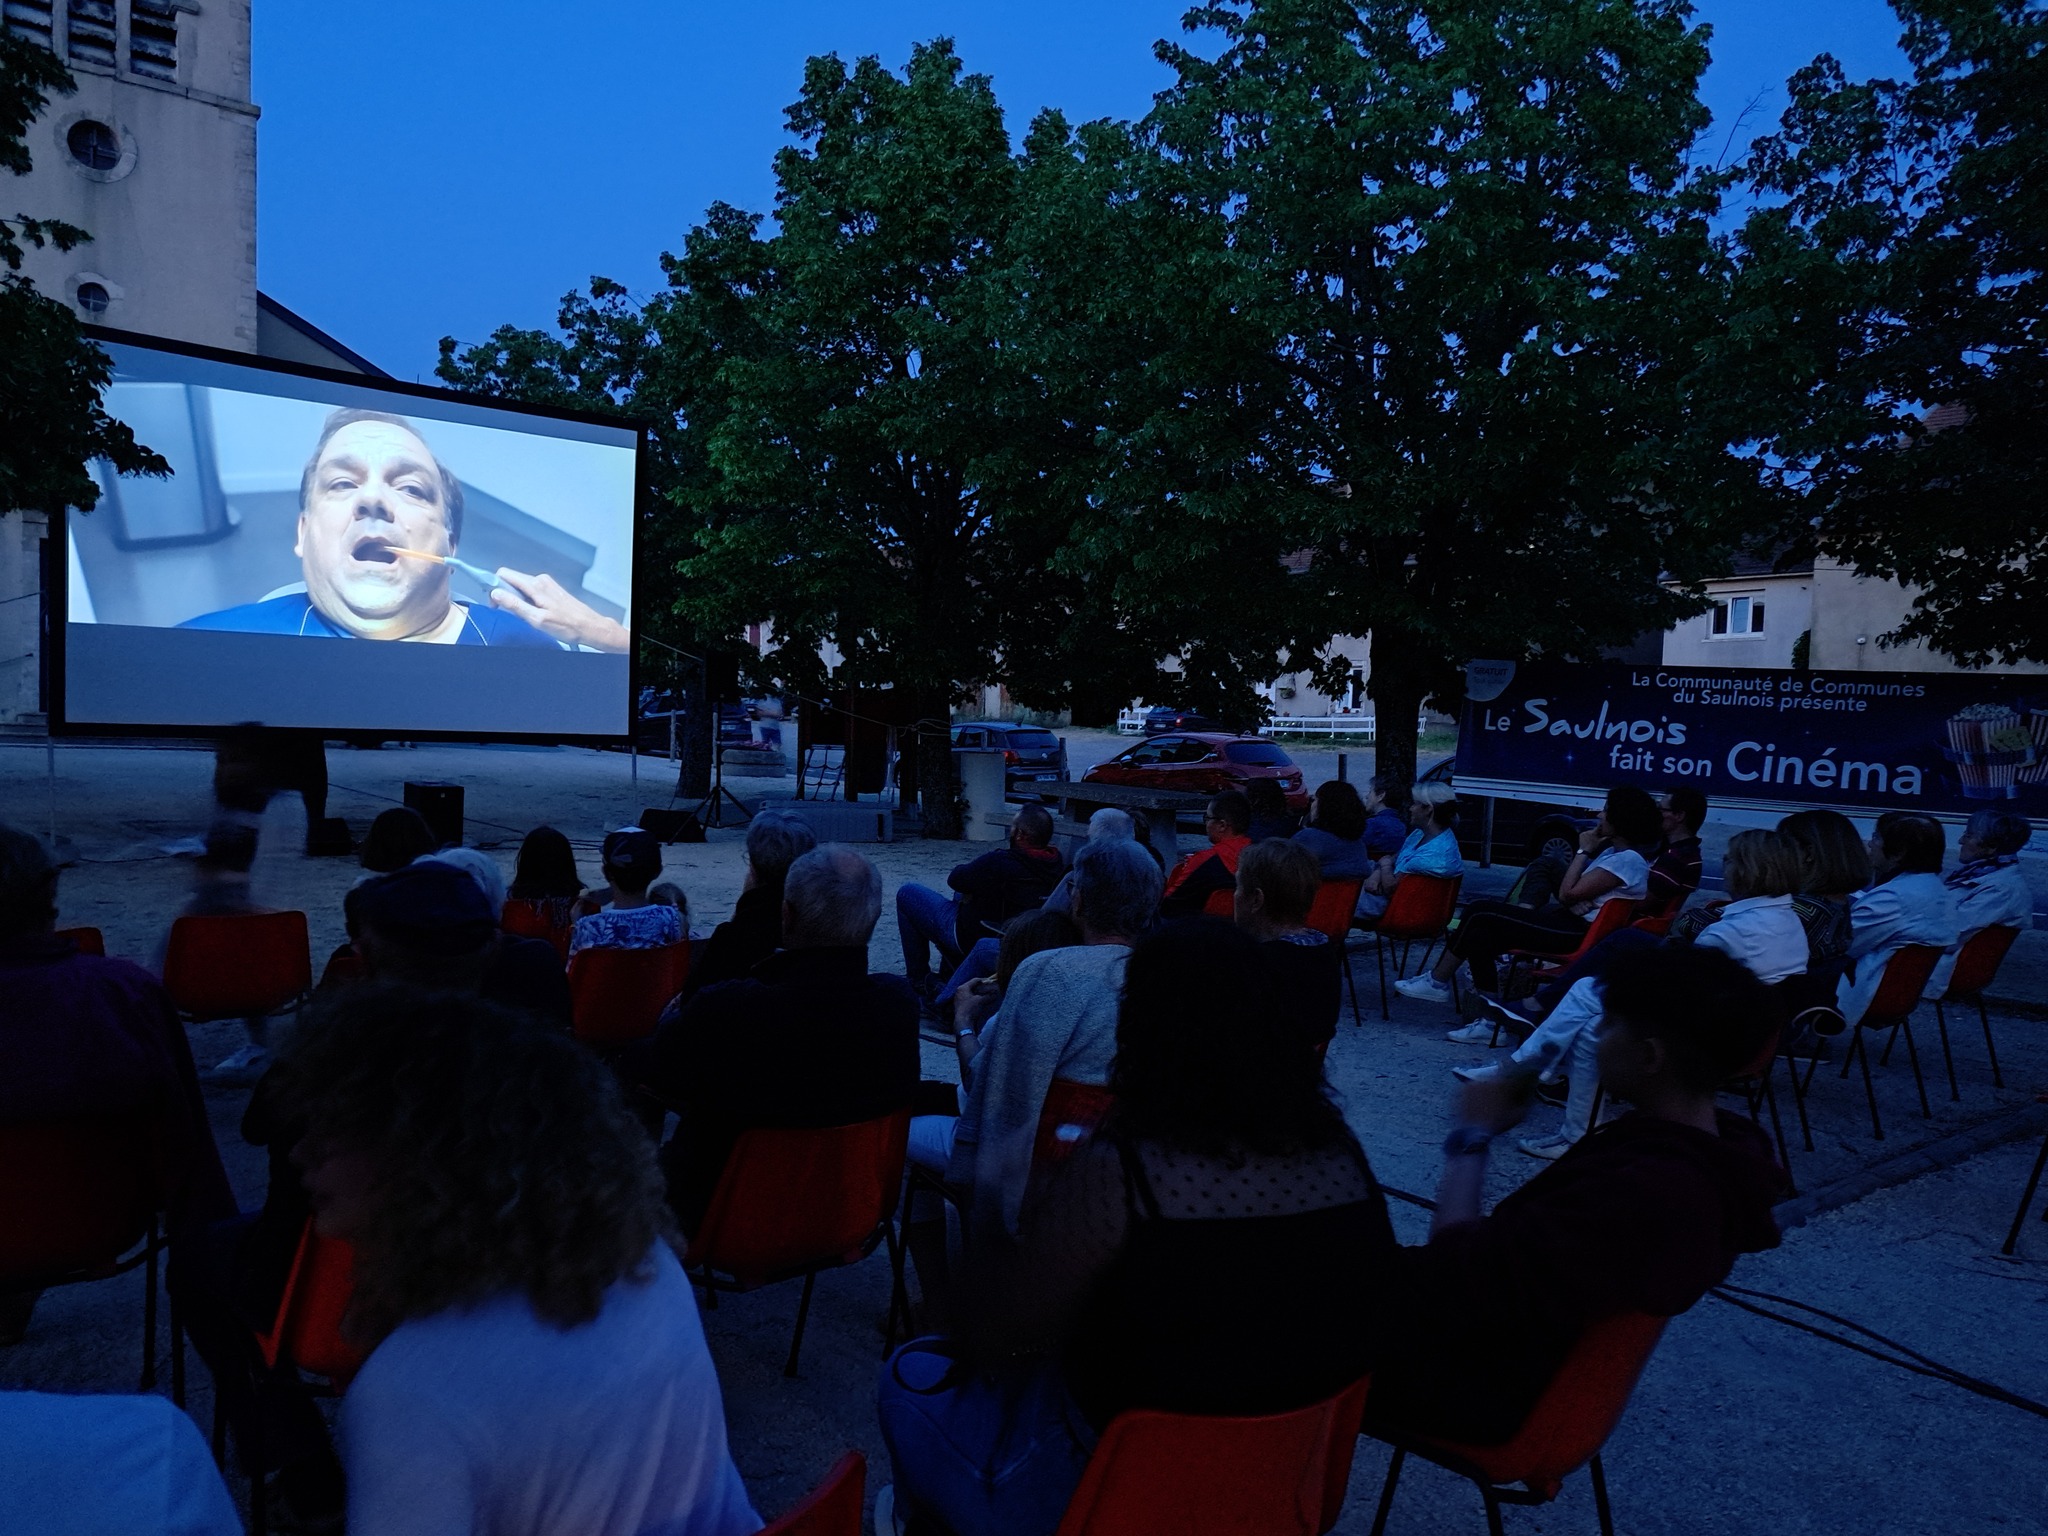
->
[1115,710,1428,740]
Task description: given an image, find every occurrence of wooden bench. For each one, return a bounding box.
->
[1030,780,1213,862]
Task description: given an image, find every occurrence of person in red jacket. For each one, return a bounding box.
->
[1365,944,1783,1446]
[1159,790,1254,918]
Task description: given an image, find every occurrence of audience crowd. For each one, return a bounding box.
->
[0,742,2035,1536]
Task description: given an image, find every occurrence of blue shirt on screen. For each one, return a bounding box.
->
[177,593,560,647]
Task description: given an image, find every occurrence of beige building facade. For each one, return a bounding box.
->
[2,0,376,728]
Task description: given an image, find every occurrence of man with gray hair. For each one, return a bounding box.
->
[1929,808,2033,998]
[684,809,819,997]
[945,837,1163,1248]
[634,844,918,1231]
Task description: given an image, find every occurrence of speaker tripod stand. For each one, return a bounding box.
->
[685,748,753,829]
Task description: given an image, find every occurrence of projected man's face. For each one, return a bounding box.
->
[296,420,455,639]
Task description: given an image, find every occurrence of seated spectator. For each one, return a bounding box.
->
[877,921,1394,1536]
[1044,808,1134,916]
[504,824,585,941]
[347,862,573,1028]
[421,845,507,916]
[1929,808,2033,998]
[897,805,1065,997]
[1838,813,1960,1026]
[947,839,1162,1247]
[1398,784,1659,1005]
[684,808,816,998]
[634,847,919,1232]
[0,824,236,1344]
[1643,787,1708,918]
[274,985,760,1536]
[1158,790,1252,918]
[569,828,684,958]
[1461,830,1807,1160]
[646,880,688,915]
[1361,773,1412,864]
[1356,782,1462,922]
[1364,945,1782,1447]
[1244,777,1300,841]
[1232,840,1342,1052]
[0,1390,241,1536]
[1292,779,1371,879]
[357,806,438,877]
[1780,808,1872,969]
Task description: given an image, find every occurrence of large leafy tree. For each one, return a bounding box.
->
[1071,0,1779,781]
[1,33,161,516]
[1737,0,2046,666]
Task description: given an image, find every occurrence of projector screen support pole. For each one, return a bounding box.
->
[46,739,56,847]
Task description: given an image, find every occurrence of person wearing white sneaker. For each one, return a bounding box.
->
[1361,945,1785,1448]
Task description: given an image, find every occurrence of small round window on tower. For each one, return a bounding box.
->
[76,281,111,317]
[67,120,121,171]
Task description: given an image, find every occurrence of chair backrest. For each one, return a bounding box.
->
[53,926,106,957]
[1432,1312,1667,1500]
[257,1220,365,1385]
[1947,925,2021,1000]
[759,1451,865,1536]
[567,942,690,1045]
[1054,1375,1371,1536]
[1305,880,1365,941]
[1379,873,1461,940]
[1726,1020,1784,1082]
[1572,897,1639,959]
[317,946,365,990]
[0,1115,160,1283]
[1202,888,1236,919]
[1032,1079,1116,1173]
[1865,943,1944,1024]
[502,897,575,960]
[1629,911,1677,940]
[162,910,312,1021]
[684,1110,911,1284]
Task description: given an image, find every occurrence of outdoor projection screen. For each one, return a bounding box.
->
[55,331,641,740]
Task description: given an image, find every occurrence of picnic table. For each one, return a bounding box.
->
[1024,779,1212,862]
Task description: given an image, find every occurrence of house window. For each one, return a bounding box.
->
[2,0,55,48]
[130,0,177,80]
[1709,594,1766,637]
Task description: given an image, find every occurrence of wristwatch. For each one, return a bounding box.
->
[1443,1125,1495,1158]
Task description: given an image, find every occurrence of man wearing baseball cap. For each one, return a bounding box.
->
[569,827,685,958]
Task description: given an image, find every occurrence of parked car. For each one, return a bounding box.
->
[1417,757,1589,867]
[1085,732,1309,814]
[1141,705,1228,736]
[951,721,1070,799]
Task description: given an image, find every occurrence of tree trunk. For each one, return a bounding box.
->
[1366,630,1429,788]
[915,687,963,838]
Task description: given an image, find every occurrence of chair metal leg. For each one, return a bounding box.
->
[211,1391,228,1466]
[1589,1452,1616,1536]
[1367,1447,1405,1536]
[1899,1018,1932,1119]
[2004,1127,2048,1255]
[1376,938,1391,1022]
[170,1286,185,1408]
[250,1462,268,1536]
[1783,1047,1815,1152]
[1977,996,2004,1089]
[883,1221,908,1355]
[1878,1023,1898,1068]
[1760,1070,1795,1194]
[1932,1002,1960,1102]
[1481,1484,1508,1536]
[1342,949,1362,1028]
[141,1223,159,1392]
[784,1269,818,1378]
[1854,1030,1885,1141]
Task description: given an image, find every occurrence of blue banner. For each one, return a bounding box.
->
[1456,660,2048,821]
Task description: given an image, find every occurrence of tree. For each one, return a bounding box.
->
[1067,0,1782,782]
[1736,0,2047,666]
[1,33,162,516]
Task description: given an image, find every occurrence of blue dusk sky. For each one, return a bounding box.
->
[252,1,1911,381]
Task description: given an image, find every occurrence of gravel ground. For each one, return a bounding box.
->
[4,738,2045,1534]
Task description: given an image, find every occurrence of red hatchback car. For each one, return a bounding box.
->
[1084,733,1309,814]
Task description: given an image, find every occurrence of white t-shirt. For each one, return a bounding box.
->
[1695,894,1808,986]
[341,1244,761,1536]
[1571,848,1650,916]
[0,1391,240,1536]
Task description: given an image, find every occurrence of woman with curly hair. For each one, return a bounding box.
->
[277,984,759,1536]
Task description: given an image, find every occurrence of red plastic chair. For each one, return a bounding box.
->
[502,897,576,961]
[1934,925,2021,1095]
[1721,1021,1794,1193]
[53,925,106,956]
[1502,898,1639,995]
[1055,1375,1372,1536]
[317,944,365,990]
[761,1451,865,1536]
[1354,874,1463,1020]
[1362,1313,1667,1536]
[256,1220,365,1385]
[0,1114,171,1396]
[1628,911,1677,940]
[162,910,312,1022]
[1837,944,1944,1138]
[1032,1079,1117,1172]
[1202,888,1236,919]
[567,942,690,1045]
[1305,879,1366,1025]
[684,1109,911,1377]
